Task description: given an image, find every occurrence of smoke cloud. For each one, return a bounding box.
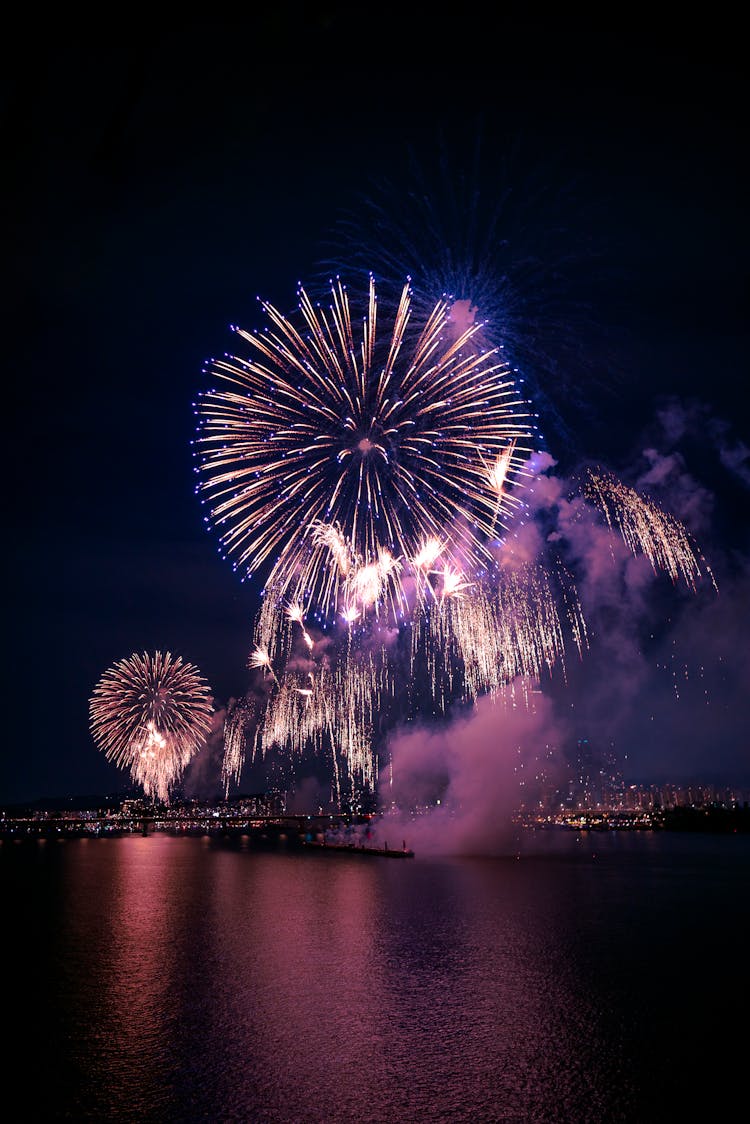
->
[369,690,564,857]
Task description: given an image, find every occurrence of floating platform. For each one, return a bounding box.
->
[302,840,414,858]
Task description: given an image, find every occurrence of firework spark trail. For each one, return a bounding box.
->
[248,645,280,685]
[89,651,213,802]
[250,646,390,799]
[584,468,717,592]
[221,696,257,793]
[286,603,314,650]
[481,439,518,531]
[496,563,586,682]
[409,535,445,603]
[409,561,587,711]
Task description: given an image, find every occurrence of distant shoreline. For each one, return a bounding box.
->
[1,803,748,841]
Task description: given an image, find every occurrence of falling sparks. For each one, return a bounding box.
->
[584,468,717,592]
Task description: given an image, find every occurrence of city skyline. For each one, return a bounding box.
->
[3,737,746,819]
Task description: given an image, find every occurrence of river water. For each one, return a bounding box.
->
[4,829,747,1122]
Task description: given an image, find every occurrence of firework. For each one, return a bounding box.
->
[193,275,543,795]
[315,133,626,456]
[89,651,213,802]
[194,274,714,804]
[251,645,392,804]
[221,694,257,793]
[248,645,280,685]
[410,559,587,711]
[584,468,717,592]
[194,274,536,622]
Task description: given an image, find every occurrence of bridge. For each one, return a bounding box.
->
[0,812,375,842]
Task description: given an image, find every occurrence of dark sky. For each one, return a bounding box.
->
[5,16,748,805]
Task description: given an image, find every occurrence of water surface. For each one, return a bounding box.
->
[4,830,747,1122]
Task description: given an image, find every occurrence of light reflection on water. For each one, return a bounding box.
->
[4,831,747,1122]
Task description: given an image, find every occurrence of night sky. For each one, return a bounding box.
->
[6,16,748,805]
